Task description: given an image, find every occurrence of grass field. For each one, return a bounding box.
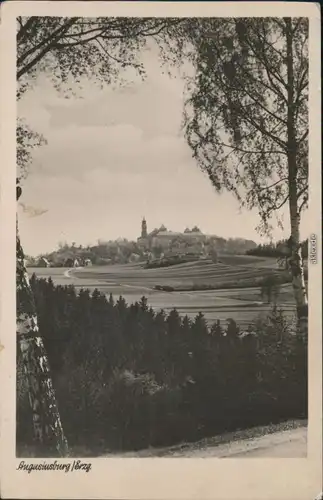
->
[28,255,296,328]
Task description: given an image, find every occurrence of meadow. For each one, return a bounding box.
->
[18,260,306,455]
[28,255,295,328]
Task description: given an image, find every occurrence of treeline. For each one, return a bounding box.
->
[17,276,307,455]
[246,239,308,259]
[27,235,258,268]
[29,239,146,267]
[145,254,197,269]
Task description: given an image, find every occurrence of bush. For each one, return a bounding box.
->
[144,256,188,269]
[17,277,307,454]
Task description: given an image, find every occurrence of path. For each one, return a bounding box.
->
[104,423,307,458]
[163,426,307,458]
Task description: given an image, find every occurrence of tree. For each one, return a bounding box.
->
[16,187,68,456]
[16,15,181,456]
[178,18,308,331]
[209,248,219,264]
[260,275,282,304]
[17,120,47,181]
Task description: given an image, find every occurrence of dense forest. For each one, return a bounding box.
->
[17,276,307,455]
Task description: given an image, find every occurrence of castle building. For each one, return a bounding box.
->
[137,218,208,256]
[141,217,147,238]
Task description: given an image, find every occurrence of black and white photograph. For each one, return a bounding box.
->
[0,2,322,499]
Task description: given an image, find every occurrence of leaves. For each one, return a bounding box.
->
[16,16,184,180]
[17,118,47,181]
[17,17,182,93]
[175,18,309,235]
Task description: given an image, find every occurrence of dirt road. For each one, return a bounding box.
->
[104,422,307,458]
[163,426,307,458]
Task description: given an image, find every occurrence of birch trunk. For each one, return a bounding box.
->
[16,218,68,457]
[285,18,308,338]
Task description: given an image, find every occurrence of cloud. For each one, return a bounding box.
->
[47,78,184,136]
[18,202,48,218]
[30,120,193,181]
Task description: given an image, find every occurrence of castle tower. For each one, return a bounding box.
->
[141,217,148,238]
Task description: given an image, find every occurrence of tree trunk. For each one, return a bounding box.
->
[285,17,308,337]
[16,220,68,457]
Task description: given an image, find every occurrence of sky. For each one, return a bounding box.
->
[18,47,304,257]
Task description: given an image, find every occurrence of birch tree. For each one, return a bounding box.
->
[16,15,180,456]
[179,17,308,331]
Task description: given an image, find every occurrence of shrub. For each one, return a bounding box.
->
[145,256,188,269]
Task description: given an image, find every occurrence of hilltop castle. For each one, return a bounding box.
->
[137,217,211,256]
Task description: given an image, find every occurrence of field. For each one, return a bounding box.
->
[28,255,296,328]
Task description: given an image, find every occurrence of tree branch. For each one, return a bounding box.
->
[241,111,288,151]
[95,38,134,66]
[271,193,289,211]
[298,129,308,144]
[236,20,288,95]
[17,18,79,67]
[238,82,287,126]
[17,17,36,43]
[258,177,288,192]
[298,195,308,213]
[219,141,286,156]
[296,184,308,200]
[207,43,288,146]
[17,18,79,79]
[54,31,106,48]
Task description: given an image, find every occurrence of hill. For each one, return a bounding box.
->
[26,235,259,267]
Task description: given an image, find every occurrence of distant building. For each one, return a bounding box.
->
[137,217,149,249]
[137,218,209,256]
[38,257,50,268]
[64,258,80,268]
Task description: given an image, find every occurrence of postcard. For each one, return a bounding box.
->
[0,2,322,499]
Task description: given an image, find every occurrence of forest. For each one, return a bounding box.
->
[17,276,307,456]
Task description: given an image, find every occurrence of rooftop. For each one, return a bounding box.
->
[149,230,206,238]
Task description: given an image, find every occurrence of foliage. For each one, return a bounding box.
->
[17,16,182,94]
[18,17,308,234]
[155,272,292,293]
[17,118,47,180]
[246,238,308,258]
[29,235,259,266]
[145,255,194,269]
[177,17,308,235]
[260,275,282,304]
[17,276,307,453]
[209,248,218,264]
[32,239,146,266]
[16,16,182,180]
